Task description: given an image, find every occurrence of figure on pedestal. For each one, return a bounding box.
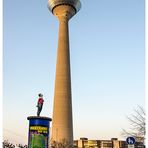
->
[27,94,52,148]
[36,93,44,116]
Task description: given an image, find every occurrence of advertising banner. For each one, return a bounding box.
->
[27,116,52,148]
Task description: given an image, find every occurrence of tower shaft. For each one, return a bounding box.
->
[51,5,75,144]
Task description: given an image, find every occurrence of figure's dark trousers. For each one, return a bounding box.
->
[37,104,43,116]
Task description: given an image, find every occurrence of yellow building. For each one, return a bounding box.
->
[73,138,144,148]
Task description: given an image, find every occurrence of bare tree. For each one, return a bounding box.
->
[3,140,27,148]
[122,105,145,143]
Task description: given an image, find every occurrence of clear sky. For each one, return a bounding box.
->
[3,0,145,145]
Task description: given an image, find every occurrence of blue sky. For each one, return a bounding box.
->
[3,0,145,144]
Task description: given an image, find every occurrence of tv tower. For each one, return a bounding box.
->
[48,0,81,145]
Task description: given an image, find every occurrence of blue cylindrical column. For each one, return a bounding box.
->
[27,116,52,148]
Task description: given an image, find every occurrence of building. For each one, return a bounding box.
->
[73,138,145,148]
[48,0,81,145]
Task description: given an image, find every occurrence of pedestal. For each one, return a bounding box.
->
[27,116,52,148]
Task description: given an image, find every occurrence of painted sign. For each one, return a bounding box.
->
[126,137,135,145]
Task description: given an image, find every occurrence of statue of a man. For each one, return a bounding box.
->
[36,93,44,116]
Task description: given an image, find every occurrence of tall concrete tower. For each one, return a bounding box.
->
[48,0,81,145]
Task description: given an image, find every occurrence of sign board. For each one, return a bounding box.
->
[128,145,134,148]
[126,137,135,145]
[126,137,135,148]
[27,116,52,148]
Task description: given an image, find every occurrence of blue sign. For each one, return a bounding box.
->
[126,137,136,145]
